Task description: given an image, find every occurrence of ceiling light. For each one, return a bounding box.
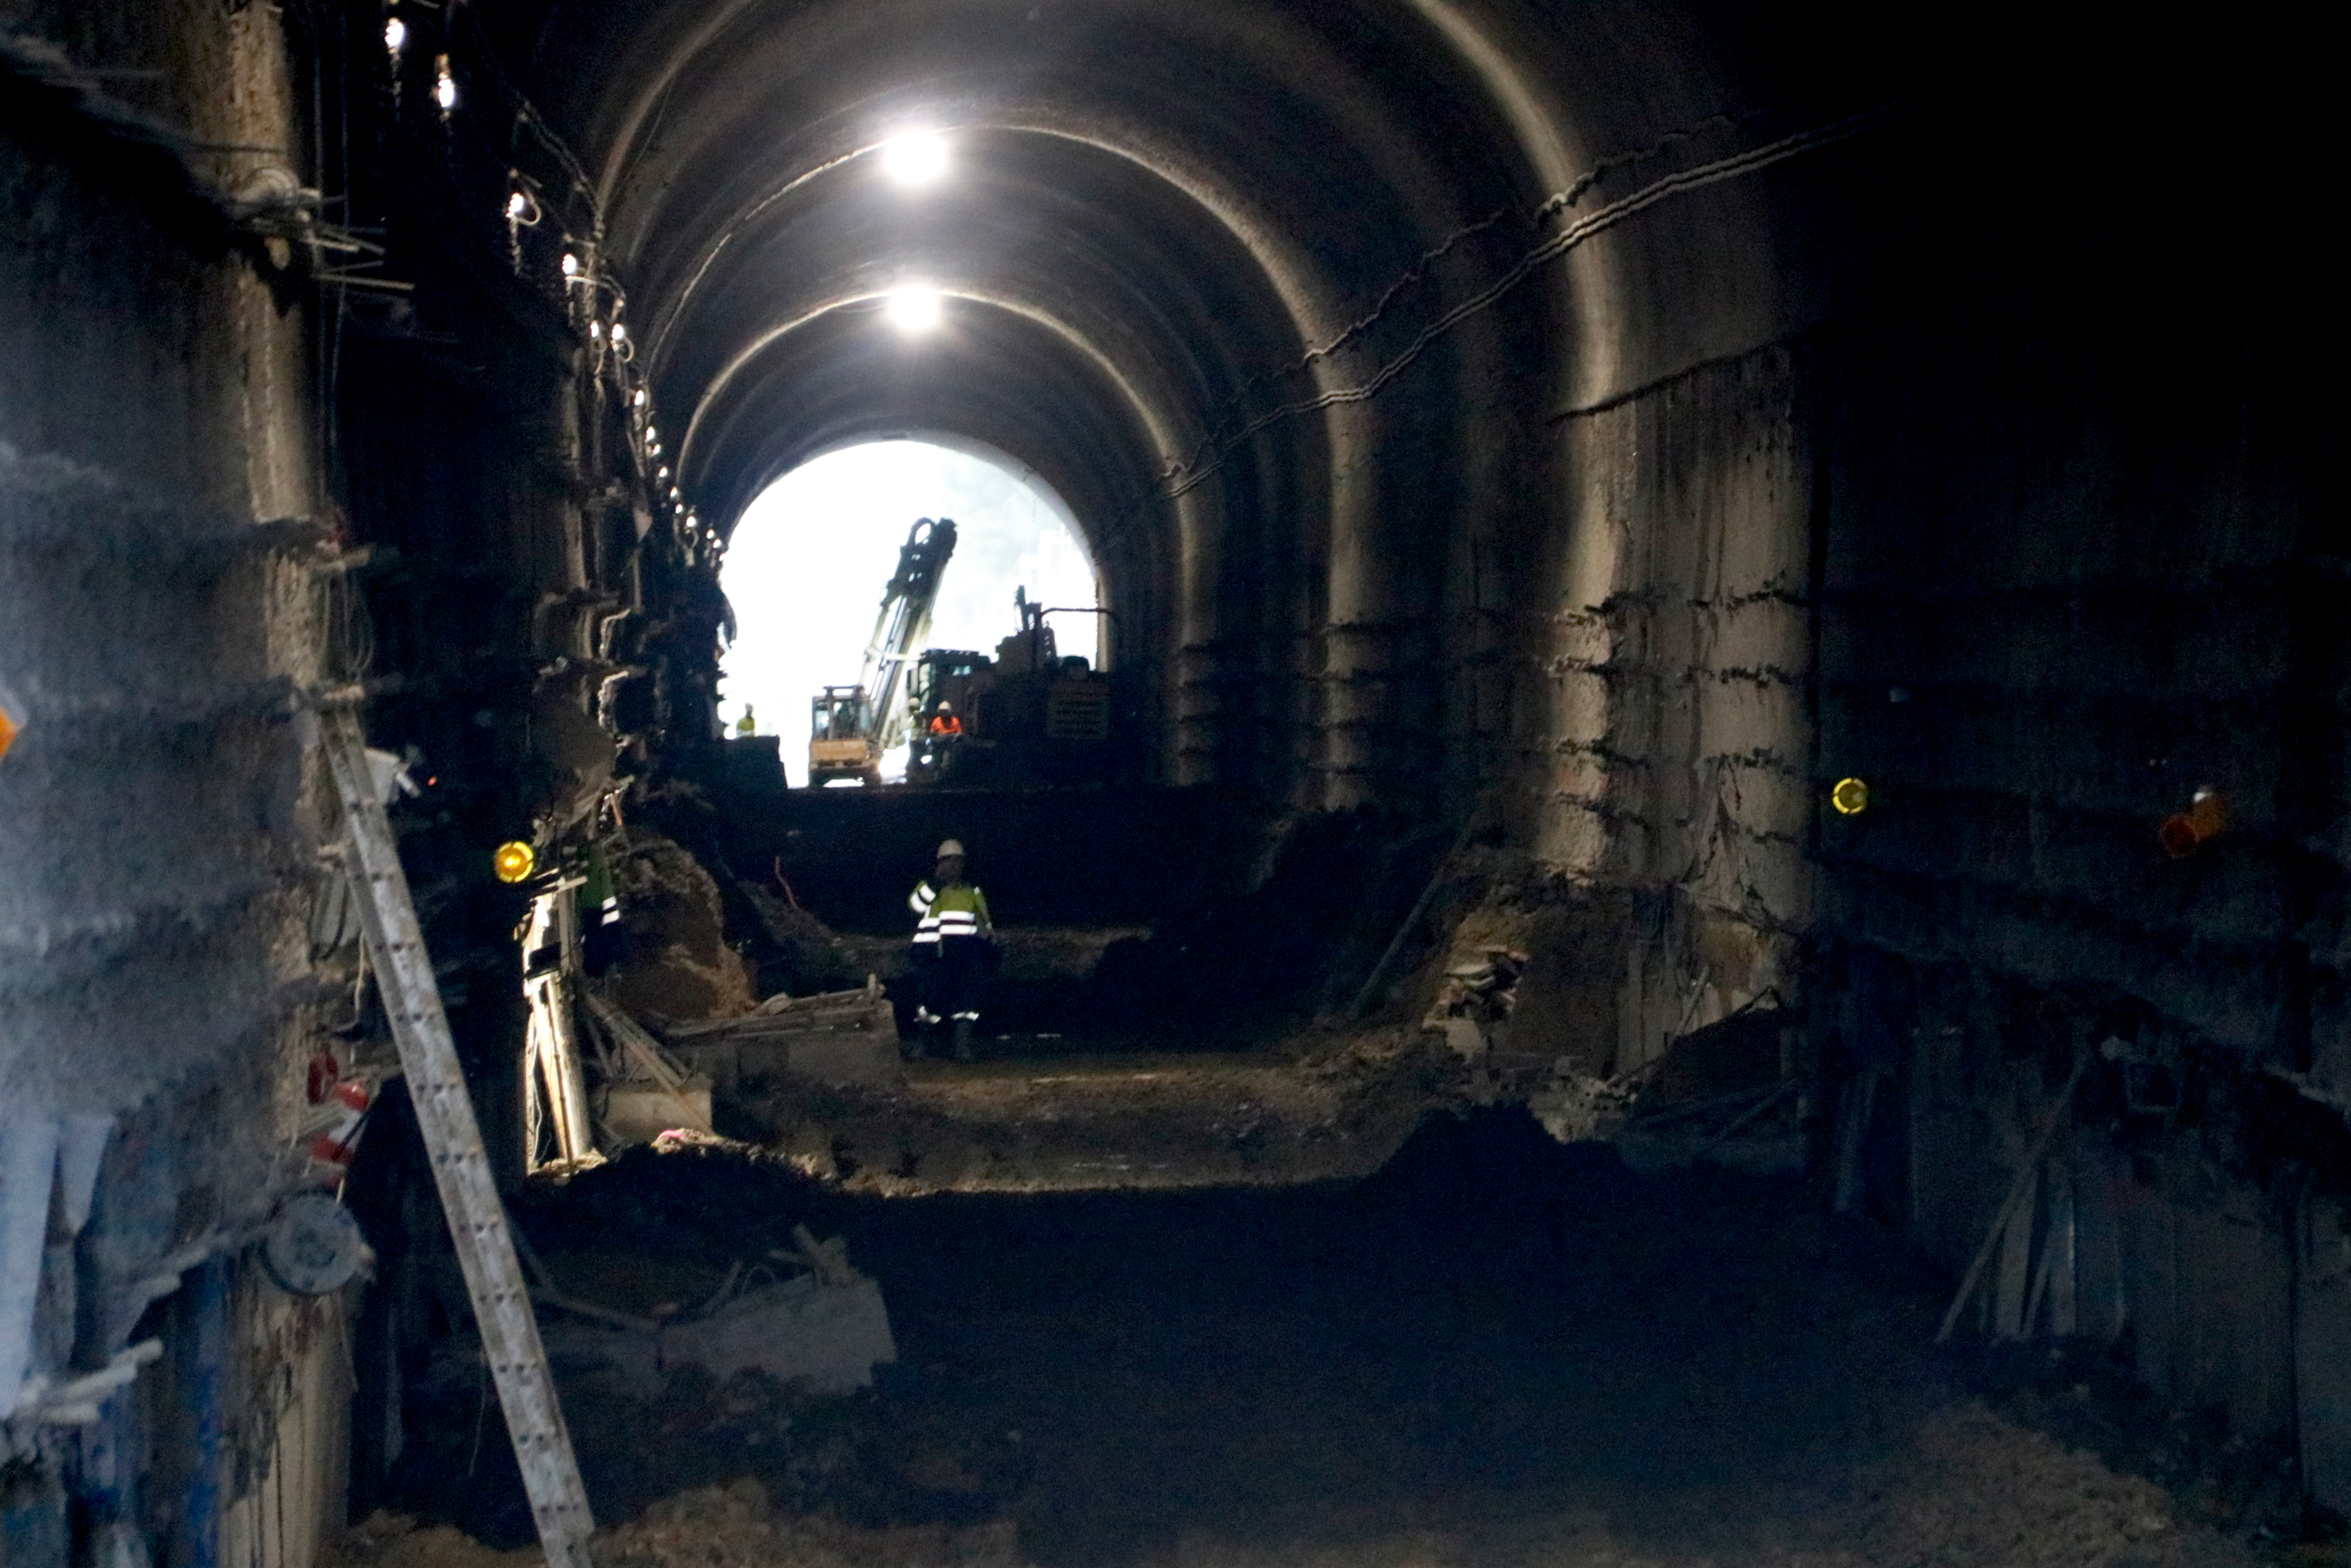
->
[384,17,407,55]
[434,55,457,112]
[879,130,951,188]
[883,286,943,334]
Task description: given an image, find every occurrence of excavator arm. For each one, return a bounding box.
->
[809,517,958,785]
[859,517,958,754]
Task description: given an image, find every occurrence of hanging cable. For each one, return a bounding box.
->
[1092,97,1922,548]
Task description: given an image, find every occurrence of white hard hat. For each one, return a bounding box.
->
[937,839,965,859]
[936,701,953,713]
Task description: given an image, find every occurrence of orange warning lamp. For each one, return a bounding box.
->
[0,700,16,764]
[493,840,537,883]
[1830,777,1869,816]
[2159,787,2228,859]
[2189,787,2227,840]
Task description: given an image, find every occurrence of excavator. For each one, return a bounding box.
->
[905,588,1119,787]
[807,517,958,785]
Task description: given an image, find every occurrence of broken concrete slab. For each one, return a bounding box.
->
[537,1244,896,1400]
[661,986,901,1090]
[658,1272,896,1396]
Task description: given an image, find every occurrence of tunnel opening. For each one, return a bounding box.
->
[713,438,1102,789]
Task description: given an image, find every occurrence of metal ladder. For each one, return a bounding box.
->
[315,702,595,1568]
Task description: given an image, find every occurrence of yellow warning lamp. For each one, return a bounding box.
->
[0,700,17,764]
[1830,777,1869,816]
[493,840,537,883]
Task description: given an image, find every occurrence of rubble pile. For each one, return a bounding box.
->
[1419,944,1527,1059]
[1524,1066,1641,1144]
[327,1479,1032,1568]
[595,1480,1030,1568]
[740,880,865,997]
[606,829,758,1021]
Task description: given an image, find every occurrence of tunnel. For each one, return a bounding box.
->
[0,2,2339,1563]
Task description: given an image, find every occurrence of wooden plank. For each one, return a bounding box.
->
[582,992,689,1093]
[2046,1159,2077,1337]
[1994,1160,2037,1339]
[1936,1053,2086,1343]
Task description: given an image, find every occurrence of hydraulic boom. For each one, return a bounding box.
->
[808,517,958,785]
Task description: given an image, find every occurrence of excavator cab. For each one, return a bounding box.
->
[808,685,879,785]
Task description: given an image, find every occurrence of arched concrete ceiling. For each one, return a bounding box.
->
[506,0,1757,529]
[490,0,1805,794]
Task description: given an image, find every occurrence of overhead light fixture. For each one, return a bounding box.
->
[384,16,407,56]
[434,54,457,112]
[883,286,943,334]
[879,130,951,188]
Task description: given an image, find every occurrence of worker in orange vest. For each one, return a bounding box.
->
[928,701,963,737]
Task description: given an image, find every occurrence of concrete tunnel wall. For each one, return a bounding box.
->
[2,0,2342,1558]
[3,3,355,1563]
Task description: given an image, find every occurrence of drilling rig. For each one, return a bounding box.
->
[807,517,958,786]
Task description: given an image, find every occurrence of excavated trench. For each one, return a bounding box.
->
[347,1107,2286,1567]
[330,791,2290,1565]
[568,779,1471,1191]
[660,779,1453,1045]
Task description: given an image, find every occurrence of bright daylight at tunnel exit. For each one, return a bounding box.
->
[0,7,2335,1568]
[715,441,1100,789]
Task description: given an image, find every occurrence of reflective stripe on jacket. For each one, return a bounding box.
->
[910,880,992,946]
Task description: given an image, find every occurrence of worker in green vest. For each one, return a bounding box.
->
[907,838,993,1060]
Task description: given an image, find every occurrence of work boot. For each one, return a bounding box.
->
[952,1018,975,1062]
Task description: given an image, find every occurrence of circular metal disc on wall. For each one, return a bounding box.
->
[261,1192,371,1295]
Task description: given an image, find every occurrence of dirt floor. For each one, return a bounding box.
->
[361,1085,2329,1568]
[735,1025,1457,1193]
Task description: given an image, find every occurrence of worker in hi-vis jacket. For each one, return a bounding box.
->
[907,838,993,1060]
